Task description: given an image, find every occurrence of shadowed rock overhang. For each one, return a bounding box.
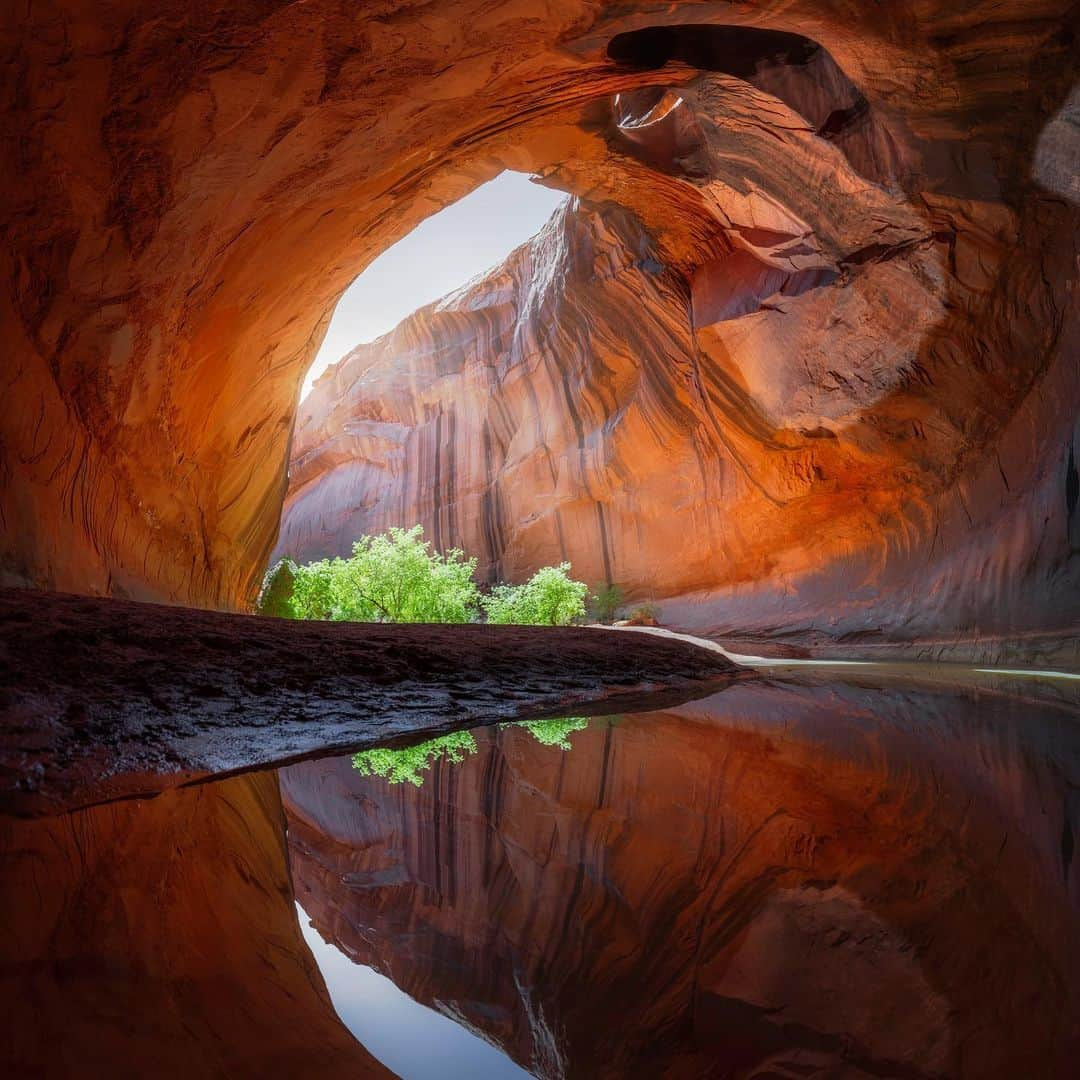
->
[0,587,741,817]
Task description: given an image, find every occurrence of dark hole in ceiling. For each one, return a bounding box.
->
[607,24,821,76]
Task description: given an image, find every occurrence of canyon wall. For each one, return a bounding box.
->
[2,2,1076,644]
[278,61,1080,663]
[281,680,1080,1078]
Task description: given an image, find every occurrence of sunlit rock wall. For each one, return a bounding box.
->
[279,62,1079,663]
[2,2,1077,639]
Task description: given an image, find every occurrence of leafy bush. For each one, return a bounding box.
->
[279,525,479,623]
[589,583,624,624]
[290,558,338,620]
[481,562,588,626]
[332,526,478,623]
[257,558,298,617]
[351,730,477,786]
[258,528,590,628]
[351,717,590,785]
[512,717,589,749]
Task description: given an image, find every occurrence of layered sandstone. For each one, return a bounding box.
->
[1,2,1076,654]
[279,60,1079,664]
[282,676,1080,1078]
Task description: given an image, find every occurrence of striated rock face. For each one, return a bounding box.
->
[282,677,1080,1079]
[279,58,1080,663]
[1,2,1077,648]
[0,770,388,1077]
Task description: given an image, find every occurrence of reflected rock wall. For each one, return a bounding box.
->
[0,771,387,1077]
[282,681,1080,1079]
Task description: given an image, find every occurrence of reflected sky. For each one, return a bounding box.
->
[282,671,1080,1079]
[3,668,1076,1077]
[298,903,533,1079]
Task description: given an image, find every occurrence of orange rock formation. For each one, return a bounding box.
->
[0,771,389,1076]
[2,3,1077,665]
[278,45,1079,663]
[3,6,1076,1074]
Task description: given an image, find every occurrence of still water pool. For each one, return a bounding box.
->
[281,668,1080,1078]
[2,666,1076,1077]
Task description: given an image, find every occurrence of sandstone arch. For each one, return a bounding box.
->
[2,2,1077,663]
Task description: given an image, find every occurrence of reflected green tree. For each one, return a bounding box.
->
[351,730,478,786]
[351,717,590,786]
[512,716,589,749]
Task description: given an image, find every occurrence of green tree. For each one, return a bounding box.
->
[336,526,478,623]
[481,563,588,626]
[256,558,298,617]
[287,526,480,623]
[290,558,339,620]
[351,730,478,786]
[350,718,589,786]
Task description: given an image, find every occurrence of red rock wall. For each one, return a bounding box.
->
[2,2,1077,641]
[276,44,1080,663]
[281,681,1080,1078]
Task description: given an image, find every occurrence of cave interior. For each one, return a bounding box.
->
[1,2,1078,1077]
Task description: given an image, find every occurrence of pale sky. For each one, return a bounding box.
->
[302,171,567,397]
[298,904,532,1079]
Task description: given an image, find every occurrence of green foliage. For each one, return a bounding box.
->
[513,716,589,750]
[481,562,588,626]
[351,730,478,786]
[335,525,479,623]
[257,558,298,617]
[589,583,624,624]
[290,558,338,620]
[287,525,479,623]
[350,717,590,786]
[264,527,589,628]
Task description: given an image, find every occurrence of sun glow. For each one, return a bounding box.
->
[301,172,567,398]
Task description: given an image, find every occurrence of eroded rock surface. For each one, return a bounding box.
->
[1,3,1076,660]
[0,586,738,816]
[278,56,1079,664]
[282,676,1080,1079]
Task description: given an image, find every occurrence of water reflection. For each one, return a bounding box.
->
[1,670,1077,1078]
[282,672,1080,1080]
[351,718,589,786]
[0,771,380,1076]
[298,902,531,1079]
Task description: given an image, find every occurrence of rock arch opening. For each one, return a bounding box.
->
[606,24,822,74]
[270,18,1077,664]
[3,5,1080,1077]
[300,172,567,399]
[0,2,1076,663]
